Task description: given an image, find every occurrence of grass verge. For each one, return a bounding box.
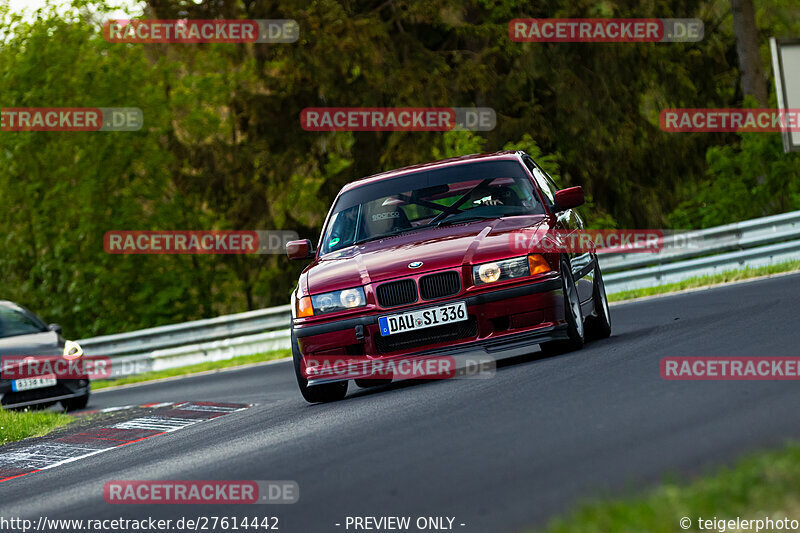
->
[0,409,74,446]
[535,441,800,533]
[608,259,800,302]
[91,349,291,390]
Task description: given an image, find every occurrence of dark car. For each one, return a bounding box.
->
[0,301,90,411]
[286,151,611,403]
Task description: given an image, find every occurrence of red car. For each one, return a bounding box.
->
[287,151,611,403]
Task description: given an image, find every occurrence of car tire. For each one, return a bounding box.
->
[61,392,89,412]
[540,258,585,355]
[586,259,612,340]
[292,328,348,403]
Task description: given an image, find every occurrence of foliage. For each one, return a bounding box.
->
[1,0,799,336]
[669,132,800,228]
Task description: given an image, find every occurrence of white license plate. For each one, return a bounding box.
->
[12,376,57,392]
[378,301,468,336]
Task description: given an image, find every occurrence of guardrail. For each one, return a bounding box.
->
[599,210,800,293]
[79,210,800,380]
[80,305,291,357]
[79,306,292,379]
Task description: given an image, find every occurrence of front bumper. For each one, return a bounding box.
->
[295,277,566,385]
[0,379,90,409]
[305,324,568,386]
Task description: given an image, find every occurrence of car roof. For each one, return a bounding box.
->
[340,151,523,193]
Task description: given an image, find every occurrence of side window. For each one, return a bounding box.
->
[322,205,359,253]
[543,173,560,195]
[523,157,557,206]
[0,307,46,338]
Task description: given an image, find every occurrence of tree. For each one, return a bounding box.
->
[2,0,799,336]
[731,0,768,106]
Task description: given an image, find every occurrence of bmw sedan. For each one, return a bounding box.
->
[286,150,611,403]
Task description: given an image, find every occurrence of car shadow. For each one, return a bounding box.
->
[343,345,564,401]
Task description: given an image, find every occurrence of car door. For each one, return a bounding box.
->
[522,155,593,303]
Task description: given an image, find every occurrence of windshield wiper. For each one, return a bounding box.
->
[436,215,495,227]
[353,223,438,245]
[353,215,496,245]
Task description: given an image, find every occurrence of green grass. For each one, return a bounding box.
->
[534,442,800,533]
[91,349,291,390]
[608,259,800,302]
[0,409,74,446]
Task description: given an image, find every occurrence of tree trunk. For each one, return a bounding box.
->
[731,0,768,107]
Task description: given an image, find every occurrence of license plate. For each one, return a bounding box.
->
[12,376,57,392]
[379,301,468,336]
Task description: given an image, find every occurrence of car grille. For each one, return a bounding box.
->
[374,317,478,354]
[376,279,418,308]
[419,271,461,300]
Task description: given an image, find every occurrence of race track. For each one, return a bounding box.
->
[2,273,800,533]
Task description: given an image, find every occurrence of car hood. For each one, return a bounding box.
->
[0,331,64,356]
[304,215,550,293]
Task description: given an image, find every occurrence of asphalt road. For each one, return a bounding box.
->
[3,273,800,533]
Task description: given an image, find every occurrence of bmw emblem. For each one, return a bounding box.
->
[408,261,423,269]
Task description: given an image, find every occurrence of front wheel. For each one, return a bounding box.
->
[540,259,585,355]
[292,329,348,403]
[61,392,90,412]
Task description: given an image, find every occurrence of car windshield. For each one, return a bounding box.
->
[320,160,544,254]
[0,305,49,339]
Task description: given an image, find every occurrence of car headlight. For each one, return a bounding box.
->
[477,262,502,283]
[472,255,551,285]
[311,287,367,314]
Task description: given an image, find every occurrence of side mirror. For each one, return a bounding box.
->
[286,239,315,260]
[48,323,63,335]
[554,186,584,211]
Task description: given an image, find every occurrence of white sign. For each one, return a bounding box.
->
[770,38,800,152]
